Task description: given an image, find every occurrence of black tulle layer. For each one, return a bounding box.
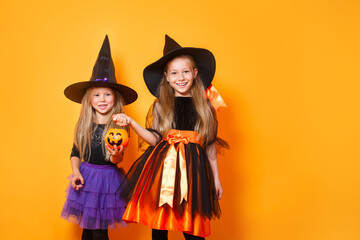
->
[119,140,221,220]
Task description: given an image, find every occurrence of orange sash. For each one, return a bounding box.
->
[158,130,201,208]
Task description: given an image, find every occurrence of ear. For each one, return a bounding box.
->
[194,68,198,79]
[164,72,169,82]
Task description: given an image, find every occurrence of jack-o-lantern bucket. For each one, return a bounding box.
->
[104,128,129,149]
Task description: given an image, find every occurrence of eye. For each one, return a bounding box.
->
[106,93,112,96]
[184,70,190,74]
[171,72,177,75]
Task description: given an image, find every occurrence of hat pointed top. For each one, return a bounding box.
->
[99,35,110,56]
[163,34,182,56]
[90,35,116,83]
[64,35,138,105]
[144,34,216,97]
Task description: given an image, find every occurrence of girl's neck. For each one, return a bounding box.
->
[94,112,111,124]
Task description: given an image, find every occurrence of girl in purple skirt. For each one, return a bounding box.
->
[61,35,137,240]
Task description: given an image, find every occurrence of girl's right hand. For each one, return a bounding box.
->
[112,113,132,126]
[71,173,84,190]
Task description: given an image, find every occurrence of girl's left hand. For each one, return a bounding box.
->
[214,179,223,200]
[106,144,125,164]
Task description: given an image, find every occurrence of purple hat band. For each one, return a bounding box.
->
[95,77,108,82]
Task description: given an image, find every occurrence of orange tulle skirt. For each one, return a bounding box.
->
[121,130,220,237]
[123,199,211,237]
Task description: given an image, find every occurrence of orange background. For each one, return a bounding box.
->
[0,0,359,239]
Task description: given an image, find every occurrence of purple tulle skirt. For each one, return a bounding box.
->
[61,162,127,229]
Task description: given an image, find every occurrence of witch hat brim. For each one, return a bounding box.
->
[64,35,138,105]
[64,81,138,104]
[143,35,216,97]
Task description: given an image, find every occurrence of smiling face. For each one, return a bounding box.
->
[90,87,115,117]
[164,56,198,97]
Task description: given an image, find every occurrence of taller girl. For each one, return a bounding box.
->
[114,35,224,239]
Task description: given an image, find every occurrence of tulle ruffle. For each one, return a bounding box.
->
[120,138,221,237]
[61,162,127,229]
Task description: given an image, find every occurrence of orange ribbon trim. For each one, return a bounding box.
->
[159,130,200,208]
[205,84,227,111]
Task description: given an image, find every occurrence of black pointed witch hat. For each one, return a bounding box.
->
[64,35,137,105]
[143,34,216,97]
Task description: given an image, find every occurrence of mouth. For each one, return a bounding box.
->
[98,104,108,110]
[176,82,188,87]
[107,137,122,147]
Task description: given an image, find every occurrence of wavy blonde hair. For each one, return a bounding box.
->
[73,87,128,161]
[157,55,217,146]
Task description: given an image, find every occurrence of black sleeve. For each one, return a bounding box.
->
[70,143,80,158]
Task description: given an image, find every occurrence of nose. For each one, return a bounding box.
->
[179,73,185,80]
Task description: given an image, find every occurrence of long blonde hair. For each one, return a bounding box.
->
[73,87,128,161]
[157,55,217,146]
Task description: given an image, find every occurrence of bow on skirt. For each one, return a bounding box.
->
[159,130,201,208]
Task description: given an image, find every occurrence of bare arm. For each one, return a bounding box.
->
[70,156,84,190]
[206,143,223,200]
[112,114,160,147]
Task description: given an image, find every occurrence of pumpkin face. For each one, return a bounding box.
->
[104,128,129,149]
